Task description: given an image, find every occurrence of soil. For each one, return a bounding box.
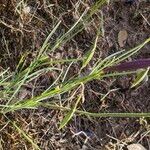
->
[0,0,150,150]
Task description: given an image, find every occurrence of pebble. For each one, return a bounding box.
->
[127,143,147,150]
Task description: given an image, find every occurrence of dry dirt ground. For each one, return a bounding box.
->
[0,0,150,150]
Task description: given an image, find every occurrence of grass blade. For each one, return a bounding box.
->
[59,92,82,129]
[12,122,41,150]
[81,34,99,70]
[131,68,149,88]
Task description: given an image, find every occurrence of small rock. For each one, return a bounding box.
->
[127,143,147,150]
[118,29,128,48]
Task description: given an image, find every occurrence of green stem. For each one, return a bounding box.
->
[42,103,150,118]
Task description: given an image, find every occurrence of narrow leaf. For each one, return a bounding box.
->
[59,109,74,130]
[81,35,99,70]
[131,67,149,88]
[59,94,82,129]
[12,122,41,150]
[105,58,150,72]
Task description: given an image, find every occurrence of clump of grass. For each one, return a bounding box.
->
[0,18,150,115]
[1,37,150,114]
[0,0,150,148]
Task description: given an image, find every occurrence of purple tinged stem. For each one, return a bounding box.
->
[104,58,150,72]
